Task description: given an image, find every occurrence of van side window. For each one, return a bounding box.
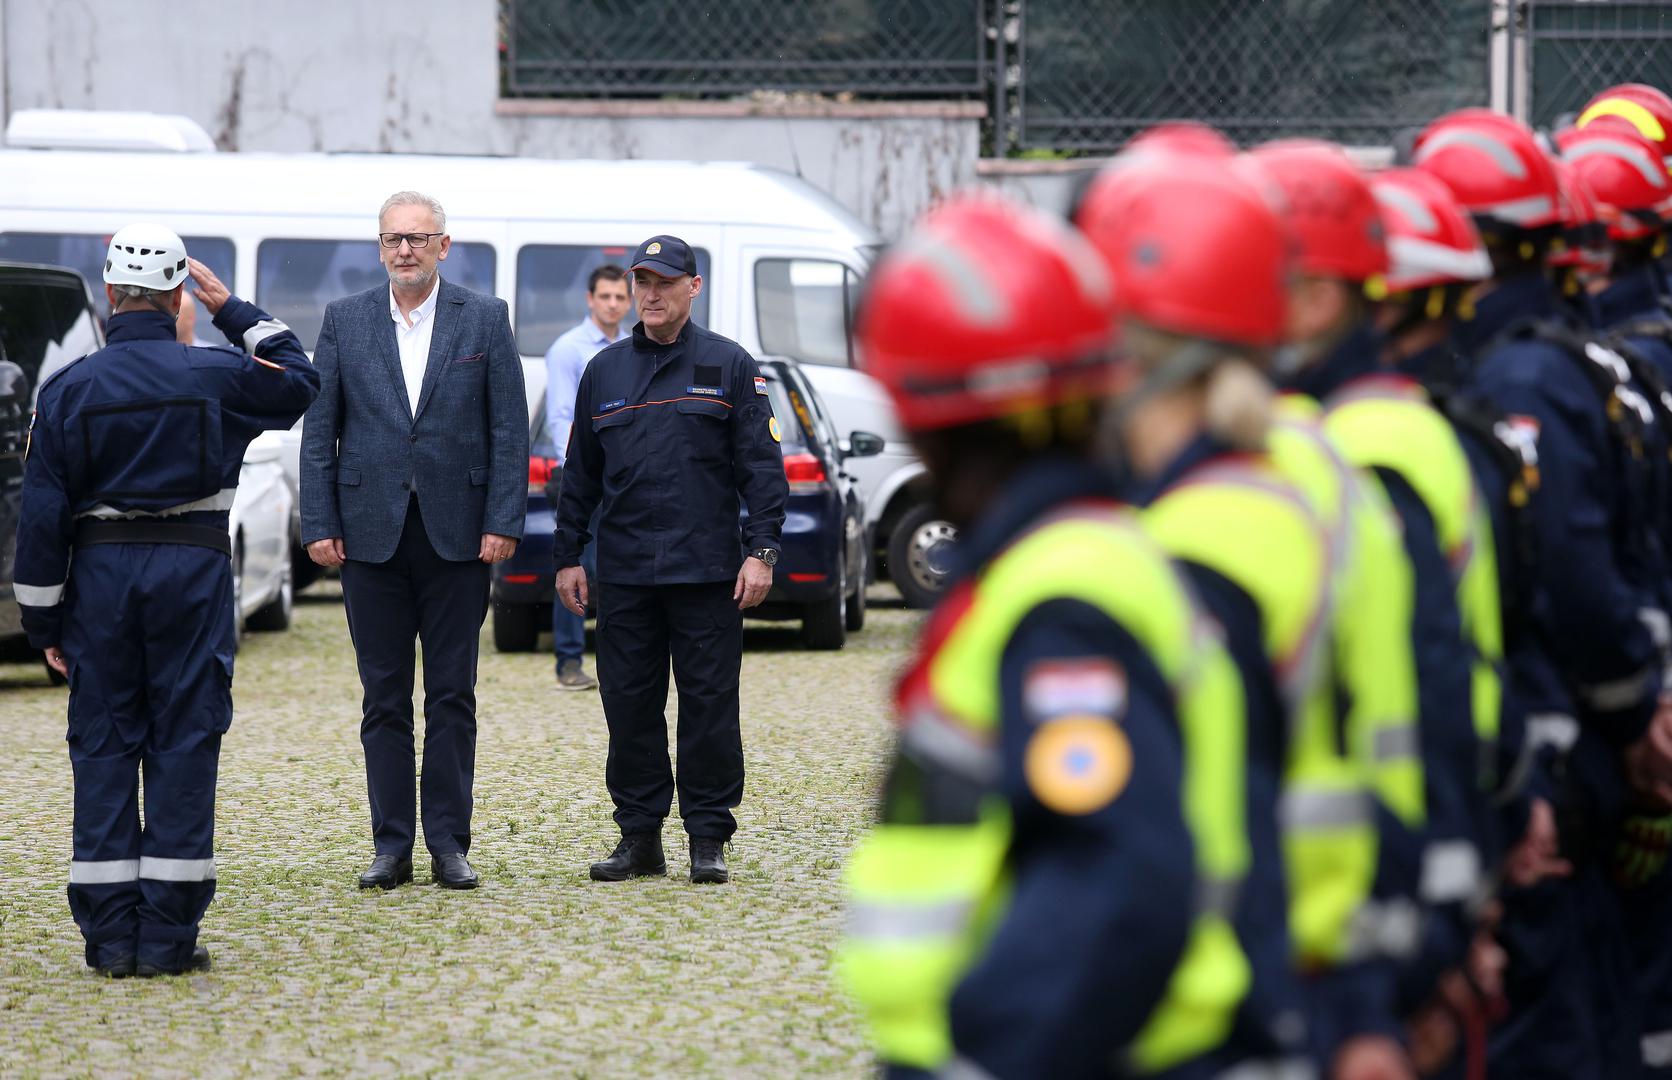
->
[755,258,857,368]
[256,239,496,351]
[0,232,235,323]
[515,244,711,357]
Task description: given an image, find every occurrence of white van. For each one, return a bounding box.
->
[0,111,953,605]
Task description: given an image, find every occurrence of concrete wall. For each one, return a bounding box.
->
[0,0,982,237]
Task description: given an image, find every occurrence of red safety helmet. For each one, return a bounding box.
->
[1076,155,1291,348]
[1578,83,1672,169]
[855,191,1121,432]
[1246,139,1389,283]
[1125,121,1237,160]
[1369,167,1493,291]
[1548,156,1613,272]
[1413,108,1564,230]
[1556,125,1672,240]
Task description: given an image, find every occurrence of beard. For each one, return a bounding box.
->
[388,263,437,290]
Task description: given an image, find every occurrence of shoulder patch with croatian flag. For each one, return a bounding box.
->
[755,376,768,396]
[1023,658,1127,723]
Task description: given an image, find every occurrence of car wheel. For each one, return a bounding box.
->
[802,562,847,651]
[493,601,540,653]
[845,546,867,633]
[230,538,246,653]
[247,543,294,632]
[887,502,958,610]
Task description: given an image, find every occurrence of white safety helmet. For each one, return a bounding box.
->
[103,223,189,291]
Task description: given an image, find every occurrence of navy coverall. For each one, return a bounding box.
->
[1457,273,1660,1080]
[554,319,786,841]
[15,301,317,973]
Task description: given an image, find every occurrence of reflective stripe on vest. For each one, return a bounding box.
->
[930,507,1253,1073]
[1145,451,1384,969]
[1324,377,1504,772]
[1272,396,1425,829]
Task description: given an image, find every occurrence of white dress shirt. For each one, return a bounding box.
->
[389,278,440,416]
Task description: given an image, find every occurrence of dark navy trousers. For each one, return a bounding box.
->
[63,542,233,973]
[340,499,489,858]
[595,581,744,841]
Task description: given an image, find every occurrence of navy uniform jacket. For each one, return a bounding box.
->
[933,457,1199,1080]
[15,300,319,648]
[1457,273,1661,746]
[553,319,786,585]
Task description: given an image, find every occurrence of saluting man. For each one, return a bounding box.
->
[15,225,318,977]
[554,235,787,885]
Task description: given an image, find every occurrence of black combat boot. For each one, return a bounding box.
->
[589,832,666,881]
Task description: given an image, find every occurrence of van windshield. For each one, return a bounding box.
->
[255,239,496,351]
[516,244,710,357]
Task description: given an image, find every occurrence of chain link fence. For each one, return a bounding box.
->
[1522,1,1672,130]
[503,0,987,97]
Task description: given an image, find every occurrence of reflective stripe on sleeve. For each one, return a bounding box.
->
[81,487,237,519]
[1278,788,1371,831]
[845,897,974,943]
[14,581,65,607]
[68,859,140,884]
[1344,897,1421,962]
[1526,713,1580,754]
[1371,724,1421,763]
[1419,841,1481,904]
[138,856,217,882]
[243,319,290,352]
[1643,1029,1672,1067]
[1577,668,1653,712]
[940,1056,1002,1080]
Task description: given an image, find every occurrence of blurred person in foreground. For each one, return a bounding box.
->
[541,263,630,691]
[300,191,527,892]
[14,225,318,976]
[840,190,1268,1079]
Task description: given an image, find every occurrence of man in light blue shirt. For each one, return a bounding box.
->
[543,264,630,690]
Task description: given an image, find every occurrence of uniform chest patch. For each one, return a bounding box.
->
[755,376,769,396]
[687,386,724,397]
[1024,715,1133,815]
[1023,659,1127,722]
[599,398,627,412]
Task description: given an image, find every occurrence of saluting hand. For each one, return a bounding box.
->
[735,556,772,611]
[187,257,231,315]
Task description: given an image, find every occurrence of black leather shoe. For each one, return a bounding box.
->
[432,852,479,889]
[93,954,136,978]
[358,853,413,890]
[136,945,211,978]
[689,837,729,884]
[589,832,666,881]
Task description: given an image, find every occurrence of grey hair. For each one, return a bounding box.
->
[110,283,177,300]
[379,190,447,232]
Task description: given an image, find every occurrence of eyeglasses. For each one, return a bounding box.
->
[379,232,445,249]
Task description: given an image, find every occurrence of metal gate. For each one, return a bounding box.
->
[1518,1,1672,129]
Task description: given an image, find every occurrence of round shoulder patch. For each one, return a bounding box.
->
[769,415,782,443]
[1024,715,1132,816]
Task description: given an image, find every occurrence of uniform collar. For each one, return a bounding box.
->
[389,276,441,328]
[1130,432,1240,508]
[1454,271,1560,356]
[632,318,695,351]
[105,310,180,343]
[1596,264,1666,329]
[950,455,1122,584]
[1288,321,1383,403]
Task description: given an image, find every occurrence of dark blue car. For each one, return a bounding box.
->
[491,356,881,652]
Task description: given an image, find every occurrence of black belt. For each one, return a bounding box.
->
[75,518,232,556]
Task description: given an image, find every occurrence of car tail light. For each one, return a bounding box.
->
[502,573,538,584]
[528,456,557,496]
[788,572,827,583]
[783,452,829,494]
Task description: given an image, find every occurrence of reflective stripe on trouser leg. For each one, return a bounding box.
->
[135,736,221,972]
[67,747,144,970]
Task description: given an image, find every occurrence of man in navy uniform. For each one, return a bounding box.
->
[14,224,318,977]
[554,234,787,885]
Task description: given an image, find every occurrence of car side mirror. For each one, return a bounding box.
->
[846,431,885,458]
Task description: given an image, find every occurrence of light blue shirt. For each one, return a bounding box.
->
[544,317,629,464]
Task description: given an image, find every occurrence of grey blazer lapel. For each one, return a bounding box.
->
[368,287,411,416]
[414,279,467,421]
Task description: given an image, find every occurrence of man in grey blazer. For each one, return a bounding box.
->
[300,191,527,891]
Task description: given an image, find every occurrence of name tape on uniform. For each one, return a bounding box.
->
[600,398,627,412]
[1023,658,1127,723]
[687,386,724,397]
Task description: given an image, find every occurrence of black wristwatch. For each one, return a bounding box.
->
[750,547,779,567]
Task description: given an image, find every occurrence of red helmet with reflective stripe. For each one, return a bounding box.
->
[855,191,1121,432]
[1246,139,1388,282]
[1578,84,1672,167]
[1076,155,1291,347]
[1556,125,1672,240]
[1125,121,1236,160]
[1548,156,1613,271]
[1370,168,1493,290]
[1413,109,1563,230]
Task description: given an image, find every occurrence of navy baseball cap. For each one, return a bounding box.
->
[629,234,698,279]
